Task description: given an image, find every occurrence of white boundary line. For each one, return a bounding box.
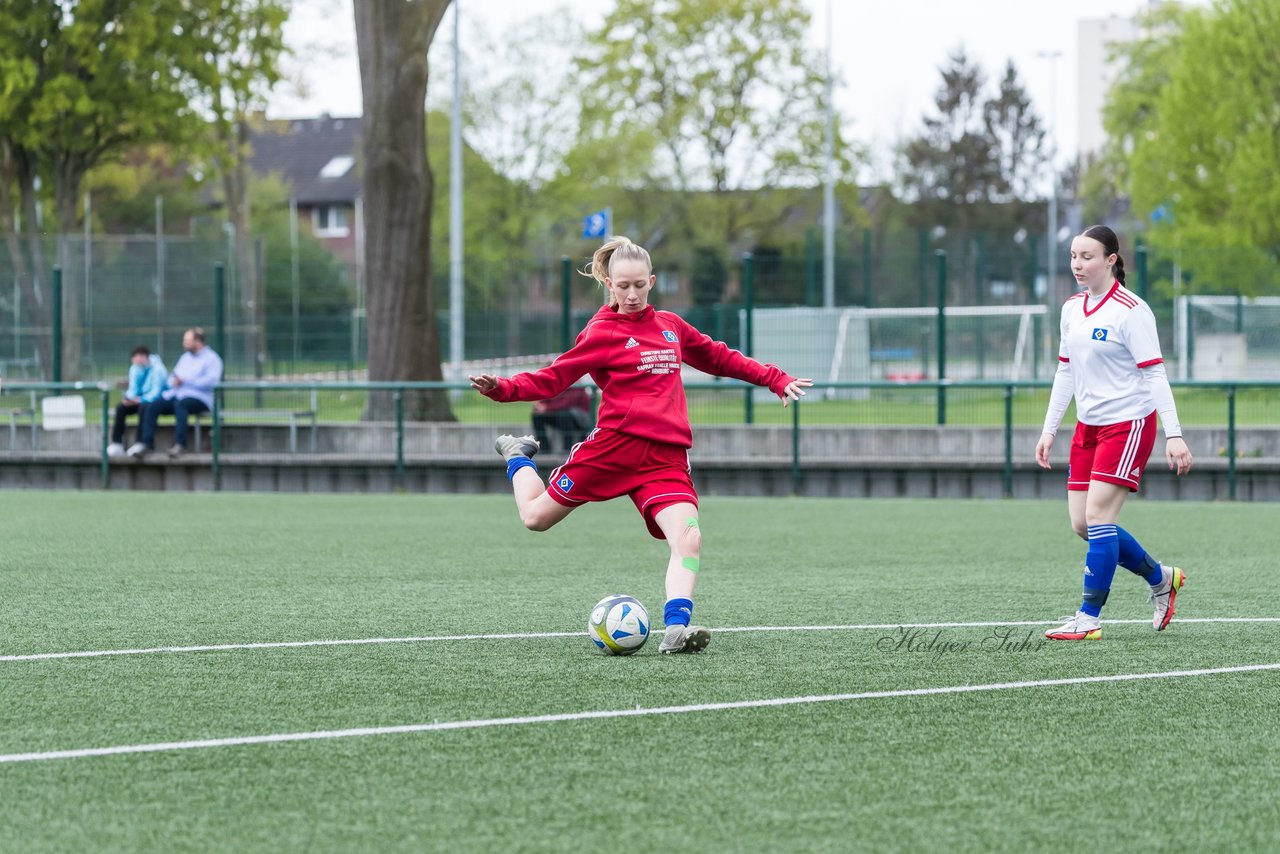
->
[4,617,1280,663]
[3,661,1278,764]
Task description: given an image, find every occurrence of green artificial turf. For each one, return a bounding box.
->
[1,491,1277,852]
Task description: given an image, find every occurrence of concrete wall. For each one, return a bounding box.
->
[3,423,1278,500]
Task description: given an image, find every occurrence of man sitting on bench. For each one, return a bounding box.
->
[128,327,223,459]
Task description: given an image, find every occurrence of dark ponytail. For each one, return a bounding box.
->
[1082,224,1125,285]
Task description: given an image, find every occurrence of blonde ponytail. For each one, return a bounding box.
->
[580,235,652,306]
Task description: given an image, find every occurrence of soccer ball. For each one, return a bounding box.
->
[588,594,650,655]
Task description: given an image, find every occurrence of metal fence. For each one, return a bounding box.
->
[4,379,1277,500]
[4,230,1277,385]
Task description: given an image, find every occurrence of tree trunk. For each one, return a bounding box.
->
[0,142,46,373]
[354,0,454,421]
[8,147,55,378]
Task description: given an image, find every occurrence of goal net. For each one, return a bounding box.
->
[744,304,1052,398]
[1175,295,1280,380]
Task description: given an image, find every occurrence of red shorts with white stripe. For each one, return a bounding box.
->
[1067,410,1157,492]
[545,428,698,539]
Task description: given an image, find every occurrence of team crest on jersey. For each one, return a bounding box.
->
[662,330,678,343]
[557,474,574,492]
[1091,328,1109,341]
[624,337,639,348]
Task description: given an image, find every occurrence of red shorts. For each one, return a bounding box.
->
[546,428,698,539]
[1068,411,1157,492]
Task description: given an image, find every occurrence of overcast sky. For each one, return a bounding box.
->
[270,0,1175,178]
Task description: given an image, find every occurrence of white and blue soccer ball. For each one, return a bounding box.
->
[588,594,650,655]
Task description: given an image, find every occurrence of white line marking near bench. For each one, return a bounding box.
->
[3,661,1278,764]
[3,617,1278,663]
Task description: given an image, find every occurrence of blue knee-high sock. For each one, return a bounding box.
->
[1116,526,1163,585]
[664,597,693,627]
[506,457,537,481]
[1081,524,1119,617]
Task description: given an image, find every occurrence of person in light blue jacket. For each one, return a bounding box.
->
[129,328,223,459]
[107,345,168,457]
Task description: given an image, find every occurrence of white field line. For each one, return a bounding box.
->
[4,617,1280,663]
[2,661,1278,765]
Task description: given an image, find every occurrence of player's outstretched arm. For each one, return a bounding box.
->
[780,378,813,407]
[469,374,501,395]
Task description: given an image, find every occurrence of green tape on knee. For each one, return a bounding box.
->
[682,556,701,574]
[685,517,699,528]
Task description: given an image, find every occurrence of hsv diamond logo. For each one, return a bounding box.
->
[557,474,574,492]
[624,337,639,349]
[662,330,678,343]
[1092,328,1109,341]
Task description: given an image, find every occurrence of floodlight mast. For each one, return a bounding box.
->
[1037,50,1063,315]
[822,0,835,309]
[449,2,464,385]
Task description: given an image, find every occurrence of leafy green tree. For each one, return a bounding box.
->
[897,50,1048,302]
[0,0,197,377]
[1122,0,1280,295]
[985,61,1048,212]
[899,50,1046,232]
[255,185,355,366]
[1083,2,1190,230]
[575,0,854,261]
[899,49,994,225]
[430,9,581,269]
[85,146,208,235]
[183,0,289,378]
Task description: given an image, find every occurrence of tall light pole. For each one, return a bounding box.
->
[448,2,464,385]
[821,0,835,308]
[1037,50,1062,308]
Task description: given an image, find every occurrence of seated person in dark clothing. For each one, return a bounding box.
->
[531,385,593,454]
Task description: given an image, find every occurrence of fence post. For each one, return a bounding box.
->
[975,235,986,379]
[100,387,110,489]
[1032,313,1041,380]
[1187,297,1196,380]
[1003,384,1014,498]
[561,256,571,352]
[214,263,226,363]
[395,387,405,487]
[936,250,947,426]
[743,252,754,425]
[1135,243,1148,301]
[917,228,928,307]
[212,388,221,491]
[1227,385,1236,500]
[862,227,873,308]
[52,266,62,382]
[791,396,801,496]
[804,228,816,307]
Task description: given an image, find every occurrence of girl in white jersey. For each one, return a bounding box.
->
[1035,225,1194,641]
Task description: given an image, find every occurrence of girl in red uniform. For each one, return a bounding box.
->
[471,236,812,653]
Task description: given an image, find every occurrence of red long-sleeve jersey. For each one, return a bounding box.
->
[482,304,796,448]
